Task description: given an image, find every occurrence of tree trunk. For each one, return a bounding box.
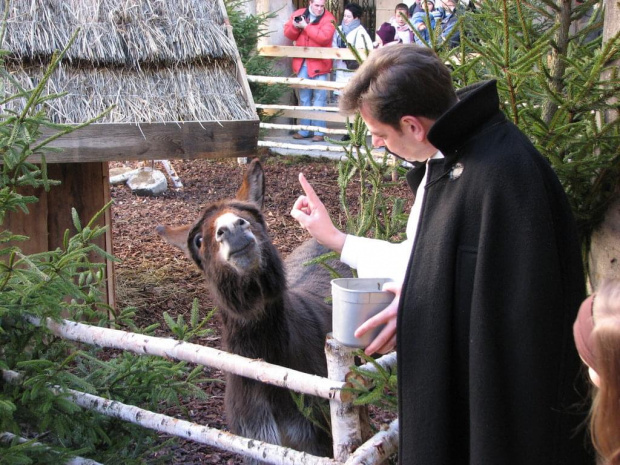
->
[588,0,620,289]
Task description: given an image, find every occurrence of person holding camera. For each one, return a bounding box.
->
[284,0,336,142]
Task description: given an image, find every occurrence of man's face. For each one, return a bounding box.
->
[360,105,427,162]
[309,0,326,17]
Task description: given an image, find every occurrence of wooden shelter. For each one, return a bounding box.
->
[1,0,259,306]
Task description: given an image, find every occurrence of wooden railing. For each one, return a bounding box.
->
[249,45,364,154]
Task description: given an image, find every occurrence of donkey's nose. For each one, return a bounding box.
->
[216,216,250,242]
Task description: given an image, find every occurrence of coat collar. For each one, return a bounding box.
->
[427,80,503,163]
[406,80,503,192]
[406,161,427,193]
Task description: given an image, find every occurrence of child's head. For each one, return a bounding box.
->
[423,0,435,11]
[574,279,620,463]
[440,0,456,10]
[374,22,396,46]
[394,3,409,26]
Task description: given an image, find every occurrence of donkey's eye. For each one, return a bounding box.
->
[193,234,203,249]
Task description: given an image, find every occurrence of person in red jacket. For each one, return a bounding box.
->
[284,0,335,142]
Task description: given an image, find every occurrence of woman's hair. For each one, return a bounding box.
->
[590,279,620,464]
[339,44,457,129]
[345,2,363,19]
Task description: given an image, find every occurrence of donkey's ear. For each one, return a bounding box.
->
[155,224,192,259]
[236,158,265,209]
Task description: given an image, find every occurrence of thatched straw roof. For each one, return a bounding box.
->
[1,0,257,124]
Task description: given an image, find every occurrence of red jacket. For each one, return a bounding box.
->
[284,8,336,78]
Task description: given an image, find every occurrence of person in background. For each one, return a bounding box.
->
[284,0,336,142]
[408,0,425,15]
[290,44,593,464]
[390,3,414,44]
[373,22,399,48]
[435,0,460,47]
[332,3,372,97]
[574,279,620,465]
[411,0,440,45]
[332,3,372,142]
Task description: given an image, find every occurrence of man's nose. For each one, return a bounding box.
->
[371,135,385,148]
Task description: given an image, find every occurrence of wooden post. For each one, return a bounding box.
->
[4,162,116,308]
[325,334,364,462]
[588,0,620,288]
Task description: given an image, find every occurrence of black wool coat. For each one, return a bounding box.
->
[397,80,593,464]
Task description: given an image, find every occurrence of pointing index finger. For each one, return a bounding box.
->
[298,173,320,204]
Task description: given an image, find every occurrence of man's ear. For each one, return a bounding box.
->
[400,115,430,142]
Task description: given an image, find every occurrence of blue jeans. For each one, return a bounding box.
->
[297,61,328,137]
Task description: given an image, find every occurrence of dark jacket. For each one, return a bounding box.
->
[397,80,593,464]
[284,8,335,78]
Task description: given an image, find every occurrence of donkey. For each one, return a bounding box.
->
[156,159,351,461]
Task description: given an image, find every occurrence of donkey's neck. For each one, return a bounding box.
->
[221,295,291,363]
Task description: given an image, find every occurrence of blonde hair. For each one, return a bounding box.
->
[591,279,620,464]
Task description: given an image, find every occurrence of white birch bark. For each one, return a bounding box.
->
[155,160,183,188]
[326,335,364,462]
[62,388,339,465]
[2,370,339,465]
[27,316,347,402]
[343,419,399,465]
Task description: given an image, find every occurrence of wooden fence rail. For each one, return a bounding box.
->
[249,45,361,155]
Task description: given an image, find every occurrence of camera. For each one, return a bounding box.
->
[294,15,303,23]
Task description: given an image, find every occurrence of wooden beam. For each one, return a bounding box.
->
[257,45,359,60]
[36,120,259,163]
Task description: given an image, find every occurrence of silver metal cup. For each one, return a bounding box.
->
[331,277,394,348]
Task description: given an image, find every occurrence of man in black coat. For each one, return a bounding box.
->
[290,45,593,464]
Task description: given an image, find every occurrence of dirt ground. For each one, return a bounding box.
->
[109,154,408,463]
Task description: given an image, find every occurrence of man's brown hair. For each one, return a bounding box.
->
[339,44,457,130]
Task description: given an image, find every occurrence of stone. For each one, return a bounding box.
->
[126,168,168,196]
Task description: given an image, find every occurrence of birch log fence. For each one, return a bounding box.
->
[3,315,398,464]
